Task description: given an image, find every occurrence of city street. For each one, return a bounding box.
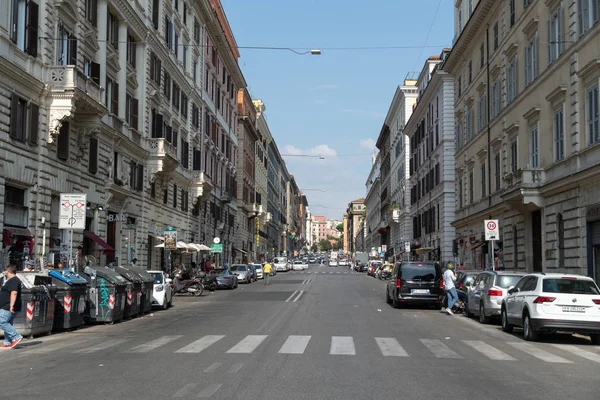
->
[1,265,599,400]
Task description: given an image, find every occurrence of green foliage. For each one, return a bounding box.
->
[336,223,344,232]
[319,239,332,251]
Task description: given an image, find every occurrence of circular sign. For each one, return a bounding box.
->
[213,237,221,244]
[486,221,497,231]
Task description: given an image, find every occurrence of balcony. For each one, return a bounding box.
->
[145,138,179,176]
[501,168,546,212]
[190,171,213,203]
[220,188,234,204]
[46,66,107,143]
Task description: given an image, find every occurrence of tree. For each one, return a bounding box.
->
[336,223,344,233]
[310,243,318,252]
[319,239,332,251]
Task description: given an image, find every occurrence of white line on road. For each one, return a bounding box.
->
[375,337,409,357]
[203,363,222,372]
[330,336,356,355]
[126,335,183,353]
[197,383,223,398]
[293,290,304,302]
[228,363,244,373]
[279,335,311,354]
[508,342,572,363]
[226,335,268,354]
[551,344,600,363]
[175,335,225,353]
[463,340,516,360]
[75,338,131,353]
[172,383,198,398]
[285,291,298,302]
[21,338,90,355]
[420,339,463,359]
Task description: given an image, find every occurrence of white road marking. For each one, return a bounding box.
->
[551,344,600,363]
[508,342,572,363]
[279,335,311,354]
[463,340,516,360]
[285,291,298,302]
[293,290,304,302]
[375,337,409,357]
[197,383,223,398]
[172,383,198,398]
[126,335,183,353]
[75,338,131,353]
[330,336,356,355]
[21,338,89,355]
[420,339,462,359]
[203,363,222,372]
[226,335,268,354]
[175,335,225,353]
[228,363,244,373]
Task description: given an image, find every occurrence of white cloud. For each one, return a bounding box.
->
[342,109,384,118]
[359,138,376,151]
[283,144,337,157]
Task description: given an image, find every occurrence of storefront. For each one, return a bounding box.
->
[2,185,33,269]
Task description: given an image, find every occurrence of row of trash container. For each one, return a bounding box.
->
[2,264,156,338]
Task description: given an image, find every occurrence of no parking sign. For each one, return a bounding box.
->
[484,220,499,240]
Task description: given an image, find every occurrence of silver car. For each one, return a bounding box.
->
[230,264,253,284]
[253,264,264,279]
[466,271,525,323]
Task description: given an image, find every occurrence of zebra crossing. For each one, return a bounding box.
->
[32,333,600,365]
[288,270,358,275]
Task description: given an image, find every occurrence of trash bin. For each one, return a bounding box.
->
[48,269,88,331]
[10,273,56,338]
[122,266,154,314]
[81,265,128,324]
[113,265,143,319]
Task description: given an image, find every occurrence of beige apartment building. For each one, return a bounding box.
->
[446,0,600,281]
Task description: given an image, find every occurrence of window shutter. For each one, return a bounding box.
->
[57,121,70,161]
[10,94,19,139]
[155,113,163,138]
[165,125,172,143]
[136,164,143,191]
[112,82,119,115]
[89,137,98,174]
[90,62,100,84]
[27,1,39,57]
[69,34,77,65]
[129,160,136,187]
[131,97,139,130]
[152,0,159,29]
[557,6,563,54]
[28,103,39,145]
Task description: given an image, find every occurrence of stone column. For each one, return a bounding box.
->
[97,0,108,94]
[118,21,128,119]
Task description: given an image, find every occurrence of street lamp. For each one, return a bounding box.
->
[310,49,322,55]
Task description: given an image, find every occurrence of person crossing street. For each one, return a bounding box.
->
[0,265,23,349]
[263,261,272,285]
[443,263,458,315]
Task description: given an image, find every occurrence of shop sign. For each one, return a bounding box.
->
[164,227,177,250]
[107,214,127,222]
[59,193,87,230]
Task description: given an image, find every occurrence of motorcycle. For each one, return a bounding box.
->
[197,272,218,292]
[171,274,203,297]
[441,291,465,313]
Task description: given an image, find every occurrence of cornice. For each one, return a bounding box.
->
[111,0,148,41]
[523,106,541,121]
[545,85,567,103]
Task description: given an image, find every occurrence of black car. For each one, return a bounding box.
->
[385,262,444,309]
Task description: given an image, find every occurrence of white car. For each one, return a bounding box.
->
[501,273,600,344]
[339,259,348,266]
[329,260,338,267]
[293,260,304,271]
[148,270,173,310]
[274,257,289,272]
[253,264,264,279]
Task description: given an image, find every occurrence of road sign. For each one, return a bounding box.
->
[379,252,385,258]
[381,245,387,252]
[213,237,221,244]
[485,219,499,240]
[59,193,87,230]
[210,243,223,253]
[405,242,411,253]
[164,227,177,250]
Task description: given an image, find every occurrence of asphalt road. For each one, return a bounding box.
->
[1,263,599,400]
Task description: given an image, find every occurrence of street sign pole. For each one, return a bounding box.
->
[484,220,499,271]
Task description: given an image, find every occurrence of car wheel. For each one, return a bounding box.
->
[501,307,513,333]
[523,312,539,341]
[479,303,490,324]
[590,334,600,345]
[162,297,168,310]
[464,299,473,317]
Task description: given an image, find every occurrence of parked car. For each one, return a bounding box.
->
[253,264,264,279]
[308,258,316,264]
[148,270,173,309]
[293,260,304,271]
[209,267,239,289]
[247,264,257,281]
[230,264,253,283]
[465,270,525,323]
[501,273,600,343]
[329,259,338,267]
[385,261,444,309]
[274,257,289,272]
[368,260,382,276]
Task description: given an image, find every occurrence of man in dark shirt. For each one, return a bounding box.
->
[0,265,23,349]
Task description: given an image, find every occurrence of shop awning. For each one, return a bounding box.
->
[470,241,487,250]
[233,248,247,254]
[416,247,435,255]
[3,227,32,237]
[83,231,115,252]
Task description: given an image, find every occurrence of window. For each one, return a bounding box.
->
[529,123,539,168]
[548,6,564,64]
[523,0,530,8]
[105,77,118,114]
[507,57,518,102]
[458,76,462,97]
[126,32,136,68]
[588,84,600,144]
[510,0,515,27]
[107,12,118,49]
[181,140,189,168]
[163,71,171,99]
[194,18,200,44]
[152,0,160,29]
[165,16,173,49]
[192,58,198,84]
[151,109,164,138]
[192,103,199,128]
[554,108,565,161]
[493,22,499,50]
[182,44,187,71]
[173,184,178,208]
[468,0,473,15]
[149,52,161,84]
[480,43,485,69]
[150,182,156,198]
[466,106,474,141]
[113,152,121,184]
[468,61,472,83]
[172,83,180,110]
[9,94,38,145]
[57,121,70,161]
[455,118,462,150]
[88,137,98,174]
[174,30,179,58]
[458,9,462,32]
[85,0,97,26]
[481,163,486,197]
[181,94,188,118]
[193,148,202,170]
[524,34,537,86]
[490,79,500,118]
[129,161,143,192]
[468,171,474,203]
[578,0,600,36]
[10,0,38,57]
[494,152,501,191]
[477,95,487,131]
[125,94,139,130]
[181,190,188,212]
[510,140,518,172]
[57,24,77,65]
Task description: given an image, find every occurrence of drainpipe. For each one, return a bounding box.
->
[486,24,494,270]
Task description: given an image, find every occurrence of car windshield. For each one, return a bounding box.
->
[400,265,437,282]
[496,275,523,289]
[294,261,302,264]
[150,273,163,284]
[275,258,287,264]
[253,265,262,269]
[230,265,247,271]
[542,278,600,294]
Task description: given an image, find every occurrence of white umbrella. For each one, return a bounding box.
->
[154,242,193,250]
[196,244,211,251]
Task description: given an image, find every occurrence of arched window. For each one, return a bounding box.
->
[557,213,564,266]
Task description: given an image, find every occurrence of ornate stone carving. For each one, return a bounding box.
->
[75,126,100,162]
[48,108,75,143]
[145,167,160,190]
[121,160,131,189]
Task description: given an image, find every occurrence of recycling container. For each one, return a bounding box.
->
[48,269,88,331]
[123,266,155,314]
[113,265,143,318]
[81,265,128,324]
[9,273,56,338]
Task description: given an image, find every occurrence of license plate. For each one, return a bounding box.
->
[562,306,585,313]
[411,289,430,294]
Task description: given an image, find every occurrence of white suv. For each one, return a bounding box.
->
[501,273,600,344]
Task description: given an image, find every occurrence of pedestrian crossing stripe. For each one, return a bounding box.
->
[47,334,600,364]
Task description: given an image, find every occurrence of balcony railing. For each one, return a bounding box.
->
[145,138,178,160]
[47,66,104,104]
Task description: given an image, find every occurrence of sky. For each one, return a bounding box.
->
[221,0,454,219]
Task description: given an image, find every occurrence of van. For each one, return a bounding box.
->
[273,257,289,272]
[385,262,444,309]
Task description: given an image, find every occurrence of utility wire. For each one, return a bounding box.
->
[412,0,443,71]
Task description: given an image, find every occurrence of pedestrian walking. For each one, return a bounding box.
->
[0,265,23,349]
[263,261,272,285]
[443,262,458,315]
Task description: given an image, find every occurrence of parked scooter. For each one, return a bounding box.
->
[197,272,218,292]
[171,272,203,297]
[442,292,465,313]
